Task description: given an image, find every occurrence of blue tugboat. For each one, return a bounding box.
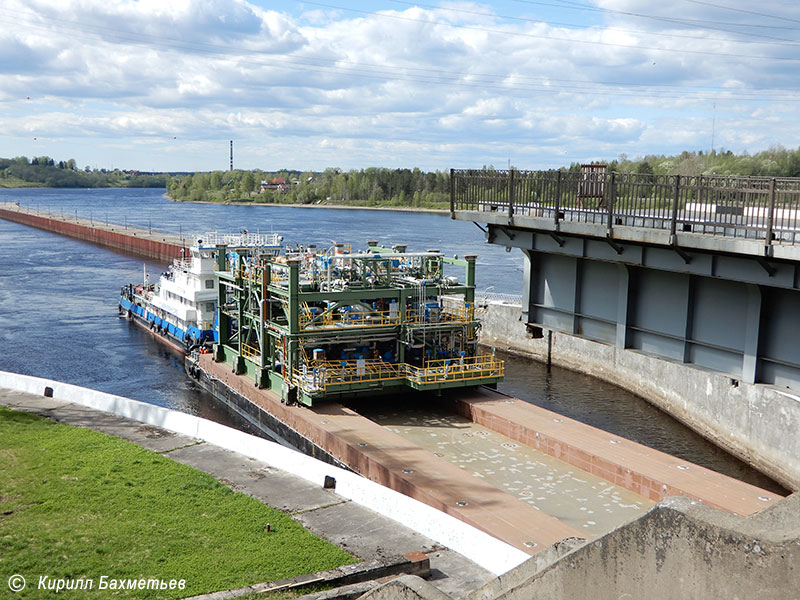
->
[119,231,283,351]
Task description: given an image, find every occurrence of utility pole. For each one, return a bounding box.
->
[711,102,716,154]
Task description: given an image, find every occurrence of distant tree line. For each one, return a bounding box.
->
[167,167,452,208]
[7,145,800,200]
[0,156,167,188]
[168,147,800,210]
[570,145,800,178]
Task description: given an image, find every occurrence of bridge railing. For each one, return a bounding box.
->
[451,169,800,247]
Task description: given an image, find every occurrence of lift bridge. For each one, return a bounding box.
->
[212,241,504,405]
[450,168,800,390]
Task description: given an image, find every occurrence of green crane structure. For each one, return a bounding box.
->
[212,241,504,406]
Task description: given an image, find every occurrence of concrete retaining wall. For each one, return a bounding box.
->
[353,493,800,599]
[0,207,185,262]
[478,302,800,491]
[465,494,800,600]
[0,370,528,576]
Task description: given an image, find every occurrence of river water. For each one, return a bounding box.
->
[0,188,784,493]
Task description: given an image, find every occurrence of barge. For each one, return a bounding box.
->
[201,240,504,406]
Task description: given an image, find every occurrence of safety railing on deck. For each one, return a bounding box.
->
[405,301,474,326]
[241,343,261,362]
[299,299,475,331]
[199,231,283,249]
[451,169,800,246]
[405,355,504,385]
[300,308,401,330]
[292,354,503,394]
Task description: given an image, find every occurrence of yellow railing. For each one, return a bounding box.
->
[241,343,261,361]
[236,262,287,284]
[299,300,475,331]
[242,269,264,283]
[292,355,503,394]
[271,270,288,284]
[236,259,264,283]
[405,355,503,385]
[405,302,474,325]
[300,308,401,330]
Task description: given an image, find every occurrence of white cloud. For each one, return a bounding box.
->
[0,0,797,171]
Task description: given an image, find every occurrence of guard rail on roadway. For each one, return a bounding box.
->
[450,169,800,248]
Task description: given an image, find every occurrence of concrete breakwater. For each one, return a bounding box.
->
[0,203,186,262]
[478,301,800,491]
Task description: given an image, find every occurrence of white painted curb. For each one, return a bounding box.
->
[0,371,529,575]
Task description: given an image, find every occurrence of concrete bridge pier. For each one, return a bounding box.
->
[508,232,793,388]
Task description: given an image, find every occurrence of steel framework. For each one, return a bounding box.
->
[212,241,503,405]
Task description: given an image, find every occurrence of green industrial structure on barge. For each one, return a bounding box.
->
[210,240,504,406]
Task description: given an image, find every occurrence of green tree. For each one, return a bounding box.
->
[209,171,221,189]
[636,161,654,198]
[636,160,654,176]
[241,171,255,193]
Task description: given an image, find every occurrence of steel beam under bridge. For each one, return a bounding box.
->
[451,170,800,391]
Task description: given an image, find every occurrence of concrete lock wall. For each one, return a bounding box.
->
[0,370,528,576]
[356,493,800,599]
[0,207,186,263]
[464,495,800,600]
[478,301,800,491]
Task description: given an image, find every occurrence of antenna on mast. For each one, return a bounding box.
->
[230,140,234,171]
[711,103,716,154]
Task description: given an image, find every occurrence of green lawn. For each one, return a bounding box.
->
[0,176,43,188]
[0,406,356,599]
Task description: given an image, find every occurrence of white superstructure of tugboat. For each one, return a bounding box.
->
[120,231,282,351]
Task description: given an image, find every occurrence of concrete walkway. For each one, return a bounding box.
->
[0,388,493,598]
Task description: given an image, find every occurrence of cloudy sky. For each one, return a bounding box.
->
[2,0,799,172]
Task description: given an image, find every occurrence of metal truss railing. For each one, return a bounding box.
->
[451,169,800,246]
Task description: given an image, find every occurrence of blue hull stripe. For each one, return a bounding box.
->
[119,296,214,344]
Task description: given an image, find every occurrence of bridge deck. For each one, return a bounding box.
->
[450,170,800,260]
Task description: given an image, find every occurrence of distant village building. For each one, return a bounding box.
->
[260,177,291,193]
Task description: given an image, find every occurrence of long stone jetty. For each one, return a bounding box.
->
[0,202,186,262]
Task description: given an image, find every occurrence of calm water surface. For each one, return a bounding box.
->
[498,353,786,493]
[0,188,784,493]
[2,188,523,293]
